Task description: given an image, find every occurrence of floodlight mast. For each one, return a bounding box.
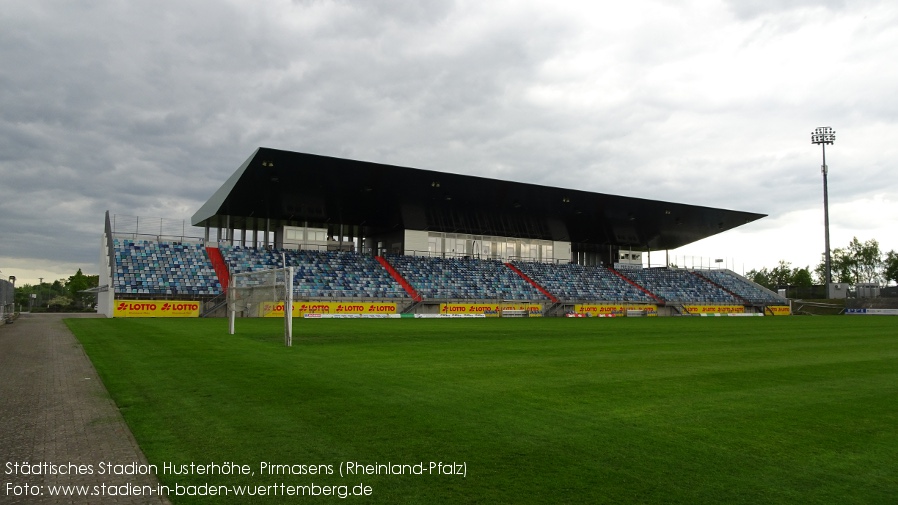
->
[811,126,835,293]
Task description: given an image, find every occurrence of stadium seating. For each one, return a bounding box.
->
[112,239,221,295]
[220,245,407,299]
[696,269,787,305]
[387,255,547,301]
[110,237,783,309]
[616,266,740,304]
[512,261,653,302]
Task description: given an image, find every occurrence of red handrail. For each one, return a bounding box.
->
[376,256,422,302]
[205,246,230,294]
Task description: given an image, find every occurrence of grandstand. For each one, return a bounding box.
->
[97,148,789,317]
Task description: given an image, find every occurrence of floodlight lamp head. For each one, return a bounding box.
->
[811,126,836,145]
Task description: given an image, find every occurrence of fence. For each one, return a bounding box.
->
[0,278,14,318]
[110,214,206,243]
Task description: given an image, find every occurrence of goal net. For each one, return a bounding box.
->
[228,266,295,346]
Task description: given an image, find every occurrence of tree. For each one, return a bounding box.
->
[816,237,884,285]
[747,261,813,290]
[47,295,73,312]
[65,269,98,309]
[816,248,853,284]
[885,250,898,286]
[791,266,813,287]
[67,269,90,296]
[768,260,793,287]
[747,268,772,290]
[13,281,58,311]
[14,283,33,310]
[13,268,99,312]
[848,237,882,284]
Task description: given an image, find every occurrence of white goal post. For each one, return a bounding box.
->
[228,266,295,346]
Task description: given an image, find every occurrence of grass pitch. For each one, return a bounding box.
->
[66,317,898,504]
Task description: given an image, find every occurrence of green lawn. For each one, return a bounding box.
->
[66,317,898,504]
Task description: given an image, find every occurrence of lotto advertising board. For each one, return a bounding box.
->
[438,303,543,317]
[114,300,200,318]
[683,305,745,315]
[572,304,658,317]
[261,301,397,317]
[766,305,792,316]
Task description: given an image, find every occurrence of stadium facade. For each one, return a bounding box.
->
[98,148,789,318]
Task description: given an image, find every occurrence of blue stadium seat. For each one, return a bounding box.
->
[112,239,222,296]
[219,246,407,299]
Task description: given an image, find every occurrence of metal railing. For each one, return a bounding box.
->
[396,250,567,264]
[110,214,206,244]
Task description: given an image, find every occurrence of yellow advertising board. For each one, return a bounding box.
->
[765,305,791,316]
[439,303,543,317]
[114,300,200,318]
[573,304,658,316]
[683,305,745,315]
[261,301,397,317]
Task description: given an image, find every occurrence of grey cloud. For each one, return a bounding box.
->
[2,0,897,283]
[724,0,849,20]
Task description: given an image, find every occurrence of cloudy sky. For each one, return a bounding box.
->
[2,0,896,286]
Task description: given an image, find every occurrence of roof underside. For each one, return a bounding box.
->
[192,148,765,251]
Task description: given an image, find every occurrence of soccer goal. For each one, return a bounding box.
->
[228,266,295,346]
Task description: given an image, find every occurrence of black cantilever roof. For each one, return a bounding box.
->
[192,147,765,251]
